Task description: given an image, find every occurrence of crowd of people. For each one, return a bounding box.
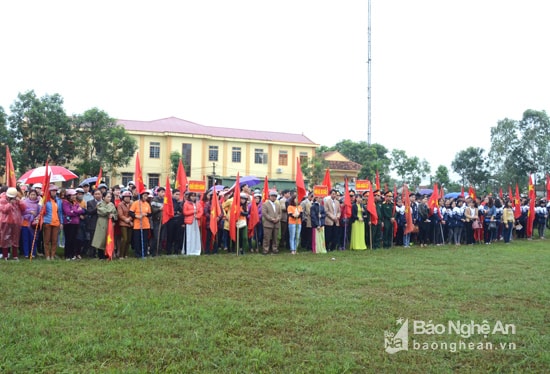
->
[0,180,548,261]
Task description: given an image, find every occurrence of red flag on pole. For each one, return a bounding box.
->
[460,185,465,197]
[296,157,307,204]
[526,175,536,238]
[229,172,240,242]
[248,195,259,238]
[508,185,513,202]
[403,184,415,235]
[428,183,439,212]
[210,187,221,237]
[468,186,476,202]
[375,170,380,191]
[342,177,352,219]
[134,153,145,194]
[97,167,103,186]
[546,174,550,201]
[5,146,16,187]
[366,180,378,225]
[262,175,269,202]
[162,176,174,224]
[105,217,115,260]
[322,168,332,192]
[499,187,503,200]
[514,183,522,220]
[175,159,188,200]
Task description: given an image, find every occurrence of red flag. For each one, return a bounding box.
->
[526,175,536,238]
[210,187,221,237]
[460,185,465,197]
[546,174,550,201]
[97,167,103,186]
[508,185,513,202]
[468,186,476,201]
[105,217,115,260]
[248,195,259,238]
[134,153,145,194]
[5,146,16,187]
[296,157,307,204]
[342,177,352,219]
[229,172,240,242]
[262,176,269,202]
[366,180,378,225]
[439,184,444,200]
[499,187,503,200]
[175,159,188,200]
[428,183,439,212]
[375,171,380,191]
[322,168,332,192]
[403,184,415,235]
[162,176,174,224]
[514,183,522,220]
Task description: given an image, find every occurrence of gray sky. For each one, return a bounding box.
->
[1,0,549,180]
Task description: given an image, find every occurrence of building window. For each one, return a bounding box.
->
[254,148,267,164]
[121,173,133,187]
[182,143,192,177]
[299,152,308,165]
[208,145,219,162]
[148,174,160,189]
[279,150,288,166]
[232,147,241,163]
[149,142,160,159]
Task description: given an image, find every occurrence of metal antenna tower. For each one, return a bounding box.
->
[367,0,372,145]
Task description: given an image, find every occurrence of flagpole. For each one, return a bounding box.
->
[156,221,162,257]
[139,193,144,258]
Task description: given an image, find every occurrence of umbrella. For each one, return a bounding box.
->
[18,166,78,184]
[418,188,433,196]
[238,175,261,187]
[209,185,226,192]
[444,192,468,199]
[79,176,98,186]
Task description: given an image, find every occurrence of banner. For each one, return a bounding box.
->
[188,180,206,193]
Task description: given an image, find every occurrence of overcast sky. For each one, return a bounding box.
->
[1,1,549,180]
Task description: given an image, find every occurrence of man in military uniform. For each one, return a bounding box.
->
[371,190,383,249]
[381,190,395,249]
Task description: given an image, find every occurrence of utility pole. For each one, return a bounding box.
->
[211,163,216,188]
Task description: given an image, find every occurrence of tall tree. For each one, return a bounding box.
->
[390,149,431,188]
[451,147,489,189]
[489,110,550,185]
[0,106,14,177]
[433,165,451,187]
[332,140,390,180]
[8,90,76,170]
[169,151,182,182]
[72,108,137,177]
[303,148,327,186]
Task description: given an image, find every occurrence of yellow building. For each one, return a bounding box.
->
[322,151,362,189]
[113,117,318,190]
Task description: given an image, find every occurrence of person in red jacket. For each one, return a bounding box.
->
[0,187,26,260]
[183,192,203,255]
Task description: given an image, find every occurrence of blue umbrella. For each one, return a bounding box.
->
[79,176,98,186]
[445,192,468,199]
[418,188,433,196]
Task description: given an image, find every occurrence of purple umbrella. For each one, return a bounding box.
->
[209,185,226,192]
[238,175,261,187]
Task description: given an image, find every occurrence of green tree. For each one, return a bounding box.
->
[331,140,391,180]
[0,106,15,177]
[72,108,137,177]
[169,151,182,182]
[390,149,431,188]
[433,165,450,186]
[304,149,327,186]
[489,110,550,184]
[451,147,489,189]
[8,90,76,171]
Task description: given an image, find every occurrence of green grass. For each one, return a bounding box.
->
[1,240,549,373]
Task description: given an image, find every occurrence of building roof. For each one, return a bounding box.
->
[322,151,362,171]
[117,116,317,145]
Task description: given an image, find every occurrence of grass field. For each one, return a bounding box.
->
[1,240,548,373]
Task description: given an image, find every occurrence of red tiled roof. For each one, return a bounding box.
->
[117,117,317,145]
[326,160,362,171]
